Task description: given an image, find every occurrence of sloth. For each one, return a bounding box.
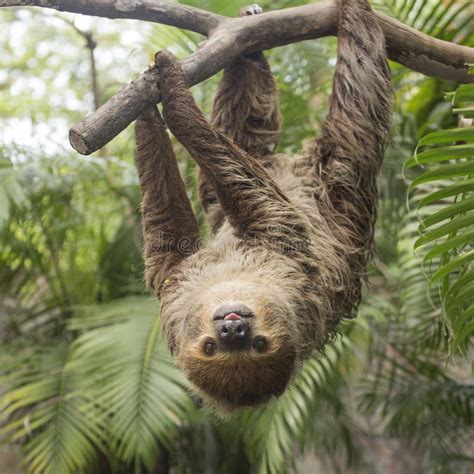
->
[135,0,393,412]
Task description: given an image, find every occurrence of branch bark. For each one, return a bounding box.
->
[0,0,223,35]
[1,0,473,155]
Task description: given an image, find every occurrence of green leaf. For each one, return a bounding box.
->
[404,144,474,169]
[419,179,474,206]
[70,297,195,470]
[454,84,474,104]
[404,80,474,356]
[420,196,474,228]
[423,230,474,261]
[0,346,106,474]
[430,251,474,283]
[409,161,474,190]
[415,214,474,248]
[445,271,474,301]
[417,127,474,147]
[452,307,474,349]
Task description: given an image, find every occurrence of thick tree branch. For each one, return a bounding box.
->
[1,0,473,155]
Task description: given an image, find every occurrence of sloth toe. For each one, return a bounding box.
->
[242,4,263,16]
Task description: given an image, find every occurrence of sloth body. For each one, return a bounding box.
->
[135,0,393,412]
[161,152,327,410]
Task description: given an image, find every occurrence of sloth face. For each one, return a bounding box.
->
[173,279,299,411]
[159,247,323,413]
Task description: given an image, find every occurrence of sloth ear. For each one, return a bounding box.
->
[135,106,201,297]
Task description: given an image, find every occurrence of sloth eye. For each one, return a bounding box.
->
[248,115,265,126]
[203,340,217,356]
[253,336,267,353]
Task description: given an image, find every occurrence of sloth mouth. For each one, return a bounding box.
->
[224,312,243,321]
[213,312,254,321]
[213,304,255,321]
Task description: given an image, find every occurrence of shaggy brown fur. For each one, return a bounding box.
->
[135,0,393,413]
[200,50,281,232]
[135,108,200,294]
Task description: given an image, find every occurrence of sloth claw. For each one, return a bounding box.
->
[241,4,263,16]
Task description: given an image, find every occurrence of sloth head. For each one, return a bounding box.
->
[159,256,322,413]
[176,280,298,412]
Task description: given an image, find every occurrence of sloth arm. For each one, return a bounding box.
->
[211,51,280,157]
[155,51,310,255]
[211,2,279,157]
[313,0,393,259]
[135,107,200,295]
[198,52,280,230]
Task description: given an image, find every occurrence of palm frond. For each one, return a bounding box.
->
[404,76,474,353]
[1,344,106,474]
[360,349,474,471]
[1,297,196,473]
[372,0,473,44]
[358,76,474,474]
[69,297,196,471]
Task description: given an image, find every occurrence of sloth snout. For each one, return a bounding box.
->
[215,319,252,351]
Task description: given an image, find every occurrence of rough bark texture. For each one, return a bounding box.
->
[1,0,473,155]
[0,0,222,35]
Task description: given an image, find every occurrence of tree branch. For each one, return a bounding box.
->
[1,0,473,155]
[0,0,223,35]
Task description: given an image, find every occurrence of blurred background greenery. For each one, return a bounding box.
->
[0,1,473,473]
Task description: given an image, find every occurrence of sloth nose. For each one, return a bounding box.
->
[215,319,252,351]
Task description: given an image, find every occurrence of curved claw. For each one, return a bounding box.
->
[155,50,179,73]
[240,4,263,17]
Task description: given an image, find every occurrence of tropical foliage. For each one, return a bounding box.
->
[0,1,473,473]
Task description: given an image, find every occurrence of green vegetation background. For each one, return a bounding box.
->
[0,1,473,473]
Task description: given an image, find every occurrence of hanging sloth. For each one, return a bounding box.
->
[134,0,393,412]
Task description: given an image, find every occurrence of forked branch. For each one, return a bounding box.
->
[1,0,473,155]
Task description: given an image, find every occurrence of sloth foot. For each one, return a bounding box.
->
[240,4,263,17]
[239,5,265,62]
